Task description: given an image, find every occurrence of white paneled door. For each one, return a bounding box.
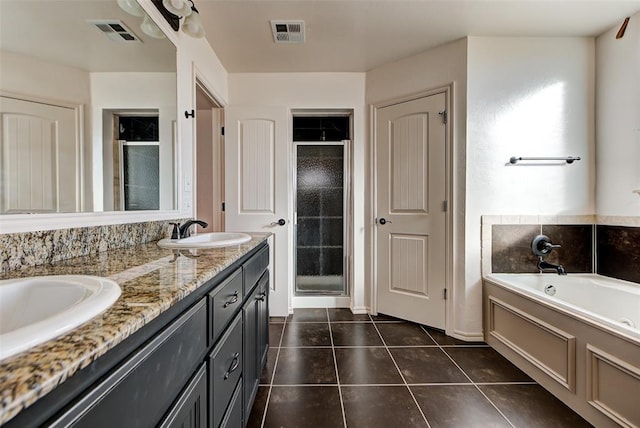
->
[375,92,447,329]
[1,96,80,213]
[225,106,291,316]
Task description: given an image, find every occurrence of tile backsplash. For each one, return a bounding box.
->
[491,224,593,274]
[596,225,640,284]
[0,219,186,273]
[484,215,639,284]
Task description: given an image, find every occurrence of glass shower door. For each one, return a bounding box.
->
[295,144,346,295]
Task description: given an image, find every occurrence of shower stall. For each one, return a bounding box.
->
[293,115,351,296]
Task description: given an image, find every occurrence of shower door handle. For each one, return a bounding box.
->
[270,218,287,226]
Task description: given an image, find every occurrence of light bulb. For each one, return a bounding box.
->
[182,8,205,38]
[162,0,192,17]
[141,14,166,39]
[117,0,144,17]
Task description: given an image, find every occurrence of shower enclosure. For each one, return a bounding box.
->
[293,115,351,295]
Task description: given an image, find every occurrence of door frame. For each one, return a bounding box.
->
[290,110,354,309]
[192,65,226,230]
[370,85,454,333]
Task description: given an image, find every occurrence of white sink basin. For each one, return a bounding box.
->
[157,232,252,249]
[0,275,121,360]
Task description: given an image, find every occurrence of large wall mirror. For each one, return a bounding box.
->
[0,0,177,215]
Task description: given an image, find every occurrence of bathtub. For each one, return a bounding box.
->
[483,273,640,428]
[486,273,640,341]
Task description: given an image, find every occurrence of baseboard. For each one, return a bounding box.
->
[292,295,350,308]
[451,329,485,343]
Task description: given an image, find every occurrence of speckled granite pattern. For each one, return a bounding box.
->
[0,234,268,425]
[0,219,187,273]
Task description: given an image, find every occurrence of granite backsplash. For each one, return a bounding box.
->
[0,219,187,273]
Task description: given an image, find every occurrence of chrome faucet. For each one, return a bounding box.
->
[536,257,567,275]
[169,220,208,239]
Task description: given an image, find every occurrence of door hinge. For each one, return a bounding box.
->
[221,126,225,136]
[443,288,447,300]
[438,110,447,124]
[442,200,448,212]
[221,202,225,212]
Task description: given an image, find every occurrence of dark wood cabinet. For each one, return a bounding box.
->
[160,364,208,428]
[33,243,269,428]
[243,271,270,419]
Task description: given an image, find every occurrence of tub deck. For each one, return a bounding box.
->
[483,274,640,428]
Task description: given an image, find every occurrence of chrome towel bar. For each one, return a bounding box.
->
[509,156,581,164]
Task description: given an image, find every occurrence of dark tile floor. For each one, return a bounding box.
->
[247,308,592,428]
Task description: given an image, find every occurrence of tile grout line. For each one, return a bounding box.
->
[260,317,287,428]
[327,308,348,428]
[420,326,516,428]
[371,316,432,428]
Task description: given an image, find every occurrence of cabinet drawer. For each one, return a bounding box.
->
[243,245,269,295]
[51,300,208,428]
[220,377,243,428]
[209,313,243,428]
[209,269,243,345]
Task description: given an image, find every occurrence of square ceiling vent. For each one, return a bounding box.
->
[88,20,141,43]
[270,20,305,44]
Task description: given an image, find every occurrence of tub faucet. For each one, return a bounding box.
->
[173,219,208,239]
[537,257,567,275]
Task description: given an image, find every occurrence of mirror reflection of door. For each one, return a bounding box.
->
[0,95,81,213]
[195,80,225,233]
[113,114,159,211]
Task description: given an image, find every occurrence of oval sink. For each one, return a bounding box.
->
[0,275,121,360]
[157,232,252,249]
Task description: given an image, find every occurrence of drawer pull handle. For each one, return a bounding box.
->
[223,291,239,308]
[224,352,240,380]
[255,292,266,302]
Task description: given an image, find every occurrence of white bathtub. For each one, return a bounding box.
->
[483,273,640,427]
[486,273,640,342]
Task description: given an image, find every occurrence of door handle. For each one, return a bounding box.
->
[378,218,392,225]
[270,218,287,226]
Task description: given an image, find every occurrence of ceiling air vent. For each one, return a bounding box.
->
[270,20,305,44]
[88,20,141,43]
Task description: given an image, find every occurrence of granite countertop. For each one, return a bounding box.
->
[0,234,269,425]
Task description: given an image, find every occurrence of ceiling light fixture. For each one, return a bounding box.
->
[118,0,206,40]
[140,14,166,39]
[162,0,192,18]
[117,0,144,17]
[118,0,166,39]
[158,0,205,38]
[181,1,205,39]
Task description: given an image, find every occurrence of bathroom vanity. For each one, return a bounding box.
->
[0,235,270,428]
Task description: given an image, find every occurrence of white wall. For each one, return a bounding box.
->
[90,72,177,211]
[365,39,469,337]
[0,50,91,104]
[229,72,367,312]
[596,12,640,216]
[465,37,595,333]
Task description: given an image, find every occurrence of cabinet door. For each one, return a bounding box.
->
[159,364,207,428]
[50,300,207,428]
[256,272,269,370]
[242,286,259,421]
[243,270,270,422]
